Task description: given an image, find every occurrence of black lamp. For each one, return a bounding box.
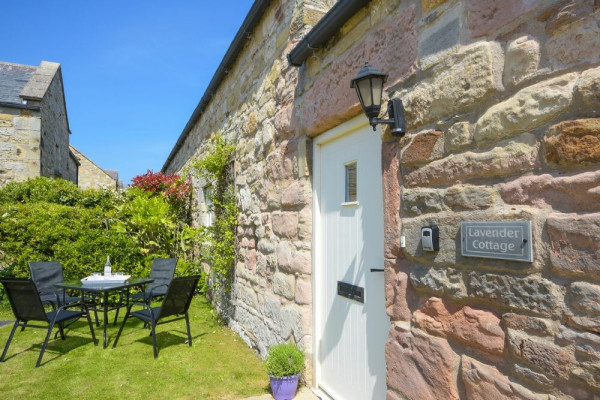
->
[350,63,406,137]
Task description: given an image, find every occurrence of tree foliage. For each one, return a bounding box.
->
[0,177,117,209]
[115,188,176,256]
[0,176,200,301]
[131,170,192,220]
[0,189,139,281]
[127,172,201,277]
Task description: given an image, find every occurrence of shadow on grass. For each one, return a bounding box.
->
[1,322,96,367]
[109,319,208,354]
[137,331,207,355]
[135,329,206,348]
[0,297,270,398]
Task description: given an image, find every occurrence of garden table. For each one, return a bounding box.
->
[55,278,153,348]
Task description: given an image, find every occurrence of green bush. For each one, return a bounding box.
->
[0,177,205,302]
[264,343,305,378]
[0,202,143,280]
[115,188,176,255]
[0,177,119,210]
[0,177,81,205]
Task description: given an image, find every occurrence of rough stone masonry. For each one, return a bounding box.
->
[163,0,600,398]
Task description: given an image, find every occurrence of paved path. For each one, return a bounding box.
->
[0,320,12,328]
[241,386,319,400]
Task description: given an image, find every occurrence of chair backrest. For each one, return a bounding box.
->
[28,261,64,294]
[157,276,200,320]
[148,258,177,289]
[0,278,48,322]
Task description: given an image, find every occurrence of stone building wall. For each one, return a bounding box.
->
[70,146,117,190]
[165,0,600,397]
[0,106,42,185]
[36,64,75,182]
[163,0,332,376]
[0,61,76,187]
[67,150,80,184]
[293,0,600,398]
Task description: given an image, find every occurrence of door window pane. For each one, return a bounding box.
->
[345,162,357,202]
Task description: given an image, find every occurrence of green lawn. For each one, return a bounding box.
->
[0,296,270,399]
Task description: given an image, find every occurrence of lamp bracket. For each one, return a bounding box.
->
[369,98,407,137]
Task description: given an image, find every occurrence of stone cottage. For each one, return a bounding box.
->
[0,61,79,185]
[0,60,118,190]
[163,1,600,399]
[70,145,120,190]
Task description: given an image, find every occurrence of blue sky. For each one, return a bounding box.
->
[0,0,254,185]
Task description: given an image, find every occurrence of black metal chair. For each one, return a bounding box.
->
[112,258,177,326]
[129,258,178,304]
[113,275,200,358]
[29,261,98,332]
[28,261,80,308]
[0,278,97,367]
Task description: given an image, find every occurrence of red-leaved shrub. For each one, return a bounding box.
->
[131,170,191,217]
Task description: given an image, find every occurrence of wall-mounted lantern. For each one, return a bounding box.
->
[350,63,406,137]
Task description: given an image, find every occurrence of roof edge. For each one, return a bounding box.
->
[68,148,81,166]
[20,61,60,101]
[69,145,115,181]
[287,0,372,67]
[162,0,272,172]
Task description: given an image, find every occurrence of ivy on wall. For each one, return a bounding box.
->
[189,135,237,292]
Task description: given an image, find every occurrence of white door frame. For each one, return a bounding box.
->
[312,114,375,394]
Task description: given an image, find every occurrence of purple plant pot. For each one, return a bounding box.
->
[269,373,300,400]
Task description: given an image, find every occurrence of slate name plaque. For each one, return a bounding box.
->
[337,281,364,303]
[461,221,532,262]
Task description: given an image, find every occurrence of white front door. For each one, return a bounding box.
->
[314,116,389,400]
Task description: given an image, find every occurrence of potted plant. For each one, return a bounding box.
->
[265,343,305,400]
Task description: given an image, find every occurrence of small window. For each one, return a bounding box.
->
[345,162,357,203]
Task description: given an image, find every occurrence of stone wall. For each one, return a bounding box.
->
[0,61,78,187]
[0,106,41,185]
[163,0,329,378]
[71,146,117,190]
[164,0,600,397]
[290,0,599,398]
[36,64,75,183]
[67,150,79,184]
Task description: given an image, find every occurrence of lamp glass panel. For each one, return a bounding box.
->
[357,79,373,107]
[371,77,383,106]
[353,86,365,110]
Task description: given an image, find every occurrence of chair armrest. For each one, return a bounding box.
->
[129,283,169,306]
[148,284,169,299]
[59,301,86,311]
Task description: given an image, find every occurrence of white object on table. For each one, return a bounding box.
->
[81,274,130,284]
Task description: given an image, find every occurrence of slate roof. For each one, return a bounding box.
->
[0,62,37,105]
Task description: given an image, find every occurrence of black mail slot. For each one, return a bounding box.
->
[337,281,364,303]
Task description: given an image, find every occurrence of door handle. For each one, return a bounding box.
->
[370,268,384,272]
